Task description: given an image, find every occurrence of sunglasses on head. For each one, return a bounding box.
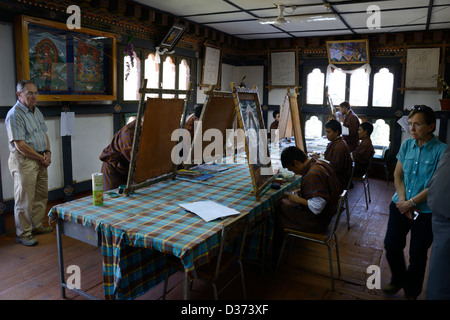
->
[411,105,428,111]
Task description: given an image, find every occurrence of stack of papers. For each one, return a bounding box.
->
[179,200,240,222]
[191,164,229,172]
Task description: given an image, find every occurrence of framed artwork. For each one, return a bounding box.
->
[231,82,274,201]
[15,15,117,101]
[200,45,221,88]
[270,51,297,87]
[159,22,187,51]
[326,39,370,64]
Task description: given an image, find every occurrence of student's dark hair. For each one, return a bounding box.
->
[273,110,280,118]
[194,105,203,118]
[408,105,437,132]
[325,119,342,135]
[360,121,374,136]
[340,101,351,109]
[281,146,307,168]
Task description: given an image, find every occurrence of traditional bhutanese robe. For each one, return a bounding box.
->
[351,136,375,178]
[342,109,360,152]
[324,136,352,190]
[184,113,198,140]
[99,120,136,191]
[276,158,342,233]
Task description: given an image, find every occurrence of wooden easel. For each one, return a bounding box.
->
[230,82,274,201]
[124,80,193,196]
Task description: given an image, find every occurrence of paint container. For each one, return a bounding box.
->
[275,177,283,185]
[92,173,103,206]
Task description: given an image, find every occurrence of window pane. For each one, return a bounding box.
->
[372,68,394,107]
[145,53,159,99]
[305,116,323,139]
[162,56,175,99]
[349,68,369,106]
[306,68,324,104]
[372,119,390,147]
[123,51,140,101]
[178,59,190,99]
[328,69,346,105]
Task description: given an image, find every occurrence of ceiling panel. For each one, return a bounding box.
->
[134,0,450,39]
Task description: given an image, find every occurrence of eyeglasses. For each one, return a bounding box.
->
[24,92,39,97]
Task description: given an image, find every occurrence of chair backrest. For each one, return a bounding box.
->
[347,161,355,190]
[326,190,347,241]
[214,212,249,275]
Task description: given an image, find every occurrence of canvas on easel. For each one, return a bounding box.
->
[230,82,274,201]
[124,80,193,196]
[185,86,236,165]
[276,88,307,153]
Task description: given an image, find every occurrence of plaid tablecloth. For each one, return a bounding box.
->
[49,163,300,300]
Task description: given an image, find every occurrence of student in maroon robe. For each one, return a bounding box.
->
[338,101,360,152]
[351,121,375,178]
[324,119,352,190]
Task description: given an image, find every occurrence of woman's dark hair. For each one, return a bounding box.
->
[360,121,374,136]
[281,146,307,168]
[325,119,342,135]
[273,110,280,118]
[194,105,203,118]
[409,105,437,132]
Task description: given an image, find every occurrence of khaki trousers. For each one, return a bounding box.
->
[8,151,48,238]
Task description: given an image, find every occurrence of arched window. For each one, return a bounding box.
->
[372,68,394,107]
[327,68,346,105]
[372,119,390,147]
[305,116,323,139]
[123,50,140,101]
[349,68,369,106]
[145,53,159,99]
[162,56,176,98]
[306,68,324,104]
[178,59,190,99]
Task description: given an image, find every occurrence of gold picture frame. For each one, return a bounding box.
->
[15,15,117,102]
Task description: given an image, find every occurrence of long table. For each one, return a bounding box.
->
[49,162,301,300]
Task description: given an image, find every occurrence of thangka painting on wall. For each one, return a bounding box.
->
[15,15,117,101]
[28,23,68,92]
[74,38,104,93]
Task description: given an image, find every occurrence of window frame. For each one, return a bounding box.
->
[119,44,194,102]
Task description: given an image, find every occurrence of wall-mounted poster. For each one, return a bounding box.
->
[405,48,440,88]
[15,15,117,101]
[270,51,296,86]
[326,39,370,64]
[200,45,221,88]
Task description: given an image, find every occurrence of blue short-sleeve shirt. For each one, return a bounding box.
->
[392,136,447,213]
[5,100,48,153]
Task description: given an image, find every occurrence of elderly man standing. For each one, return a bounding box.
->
[5,80,53,246]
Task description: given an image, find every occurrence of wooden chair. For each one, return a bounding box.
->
[372,144,390,185]
[162,212,249,300]
[275,190,347,291]
[352,157,372,210]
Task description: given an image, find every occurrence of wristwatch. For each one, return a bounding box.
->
[410,198,417,207]
[43,150,51,154]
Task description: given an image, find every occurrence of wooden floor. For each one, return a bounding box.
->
[0,177,430,301]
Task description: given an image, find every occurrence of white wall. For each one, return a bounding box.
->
[0,22,16,106]
[71,114,114,183]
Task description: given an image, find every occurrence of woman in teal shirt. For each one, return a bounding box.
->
[383,105,447,299]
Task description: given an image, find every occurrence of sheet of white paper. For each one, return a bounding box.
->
[397,116,410,132]
[341,125,349,136]
[61,112,75,136]
[179,200,240,222]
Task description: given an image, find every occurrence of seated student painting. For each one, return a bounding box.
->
[273,146,342,238]
[351,121,375,178]
[99,118,136,191]
[337,101,360,152]
[184,104,203,141]
[322,119,351,190]
[269,109,280,141]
